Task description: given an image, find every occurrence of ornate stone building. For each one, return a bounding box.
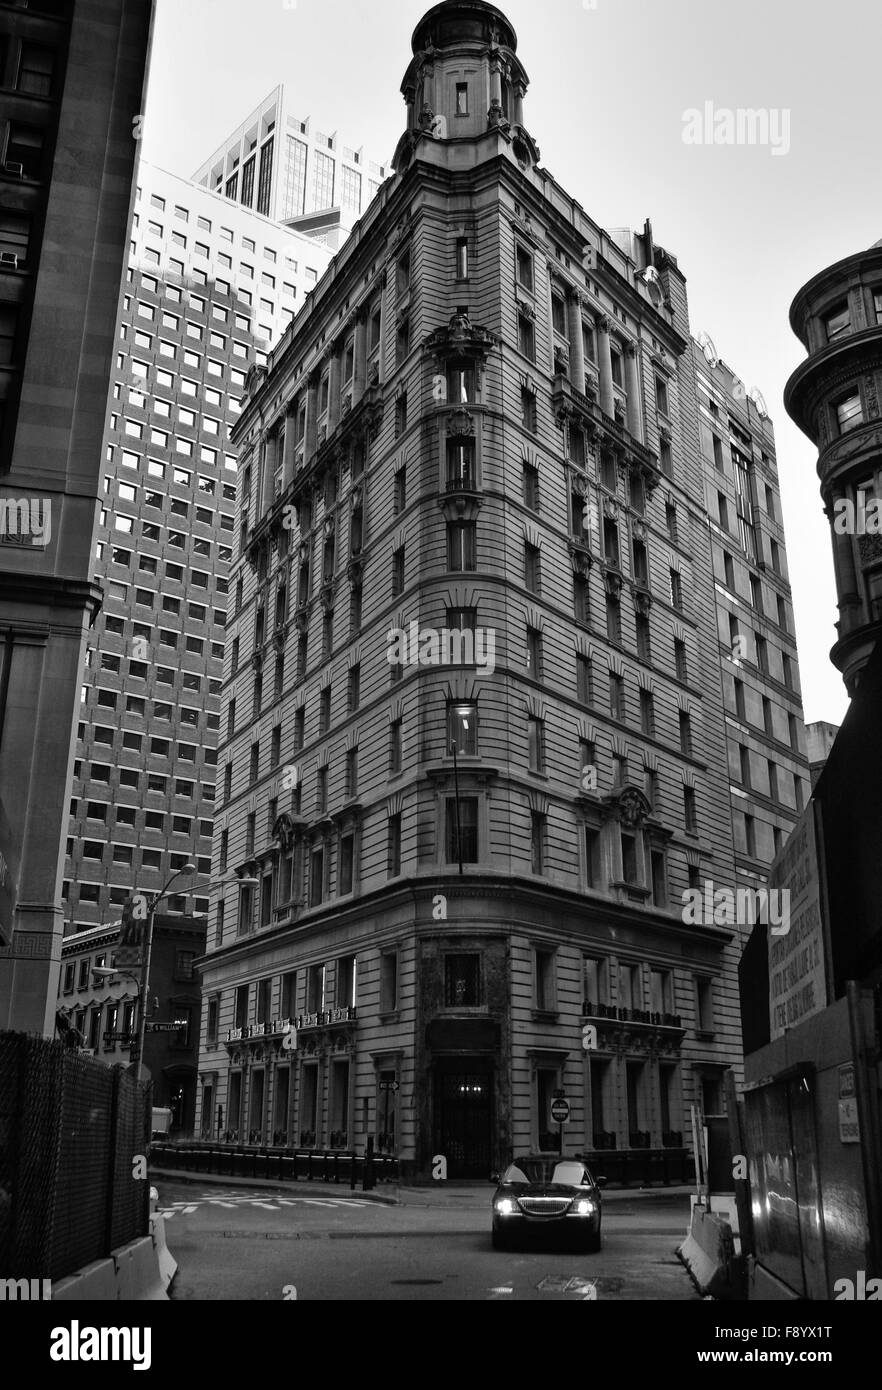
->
[196,0,807,1177]
[785,238,882,694]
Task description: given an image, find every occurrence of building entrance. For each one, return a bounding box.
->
[434,1063,493,1178]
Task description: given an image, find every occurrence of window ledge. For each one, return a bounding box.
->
[531,1008,560,1023]
[695,1028,716,1041]
[378,1010,400,1024]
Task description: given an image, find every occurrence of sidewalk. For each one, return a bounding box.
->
[149,1165,694,1209]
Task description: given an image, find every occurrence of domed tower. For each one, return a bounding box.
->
[393,0,540,175]
[785,241,882,694]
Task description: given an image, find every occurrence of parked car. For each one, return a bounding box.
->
[491,1156,606,1251]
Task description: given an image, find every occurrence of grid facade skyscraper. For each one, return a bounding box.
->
[62,163,332,933]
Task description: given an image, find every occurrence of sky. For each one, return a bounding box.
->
[139,0,881,728]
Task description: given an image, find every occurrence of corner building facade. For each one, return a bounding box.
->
[197,1,806,1175]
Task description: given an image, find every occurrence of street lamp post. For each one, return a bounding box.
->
[129,864,196,1082]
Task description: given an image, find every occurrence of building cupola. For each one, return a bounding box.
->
[393,1,540,174]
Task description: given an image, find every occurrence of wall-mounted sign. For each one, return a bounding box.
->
[768,805,827,1040]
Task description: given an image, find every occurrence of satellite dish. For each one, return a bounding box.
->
[697,331,718,368]
[750,387,770,419]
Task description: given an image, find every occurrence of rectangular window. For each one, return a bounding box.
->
[679,712,692,757]
[530,812,546,875]
[380,953,398,1012]
[534,949,555,1012]
[516,247,534,292]
[456,238,469,280]
[444,954,481,1007]
[387,814,402,877]
[824,301,851,342]
[455,83,469,115]
[835,391,863,435]
[684,786,698,834]
[585,828,601,889]
[446,796,478,864]
[524,543,540,593]
[640,689,655,736]
[609,673,625,722]
[518,314,535,360]
[447,522,477,572]
[527,716,545,773]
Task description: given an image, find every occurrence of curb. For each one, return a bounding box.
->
[148,1166,401,1205]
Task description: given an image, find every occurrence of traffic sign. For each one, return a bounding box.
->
[553,1089,567,1100]
[379,1080,399,1092]
[146,1022,184,1033]
[105,1033,135,1043]
[550,1098,570,1124]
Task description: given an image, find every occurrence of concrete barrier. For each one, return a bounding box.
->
[150,1211,177,1291]
[678,1203,743,1300]
[113,1236,168,1302]
[53,1259,119,1301]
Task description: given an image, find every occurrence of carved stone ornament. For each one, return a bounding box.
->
[616,785,652,828]
[603,497,618,521]
[632,520,648,543]
[634,588,653,617]
[517,299,536,322]
[323,516,336,540]
[273,813,299,852]
[446,409,475,437]
[554,344,570,371]
[351,484,364,512]
[604,569,623,600]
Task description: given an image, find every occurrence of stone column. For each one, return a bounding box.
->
[513,81,525,125]
[489,56,503,110]
[596,315,614,419]
[328,344,342,434]
[353,309,368,400]
[282,411,298,488]
[624,342,644,443]
[304,374,320,461]
[260,432,276,513]
[567,289,585,393]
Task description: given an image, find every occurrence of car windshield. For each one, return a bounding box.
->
[503,1158,592,1186]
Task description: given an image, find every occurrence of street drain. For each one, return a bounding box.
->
[390,1279,444,1286]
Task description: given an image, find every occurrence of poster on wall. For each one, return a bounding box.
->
[767,803,827,1041]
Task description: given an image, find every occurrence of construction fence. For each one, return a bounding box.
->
[0,1032,151,1281]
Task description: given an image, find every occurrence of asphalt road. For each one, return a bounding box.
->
[158,1181,697,1301]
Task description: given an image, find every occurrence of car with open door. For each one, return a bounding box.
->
[491,1155,606,1251]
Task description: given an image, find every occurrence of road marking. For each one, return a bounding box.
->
[251,1202,280,1211]
[207,1201,238,1208]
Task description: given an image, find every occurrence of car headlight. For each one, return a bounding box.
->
[496,1198,515,1216]
[575,1199,595,1215]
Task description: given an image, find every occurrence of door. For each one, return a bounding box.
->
[435,1068,493,1178]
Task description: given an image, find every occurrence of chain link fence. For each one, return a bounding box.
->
[0,1032,151,1281]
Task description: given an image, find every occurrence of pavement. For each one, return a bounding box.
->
[150,1164,695,1208]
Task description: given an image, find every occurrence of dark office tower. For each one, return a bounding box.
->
[786,239,882,695]
[0,0,153,1034]
[197,1,807,1175]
